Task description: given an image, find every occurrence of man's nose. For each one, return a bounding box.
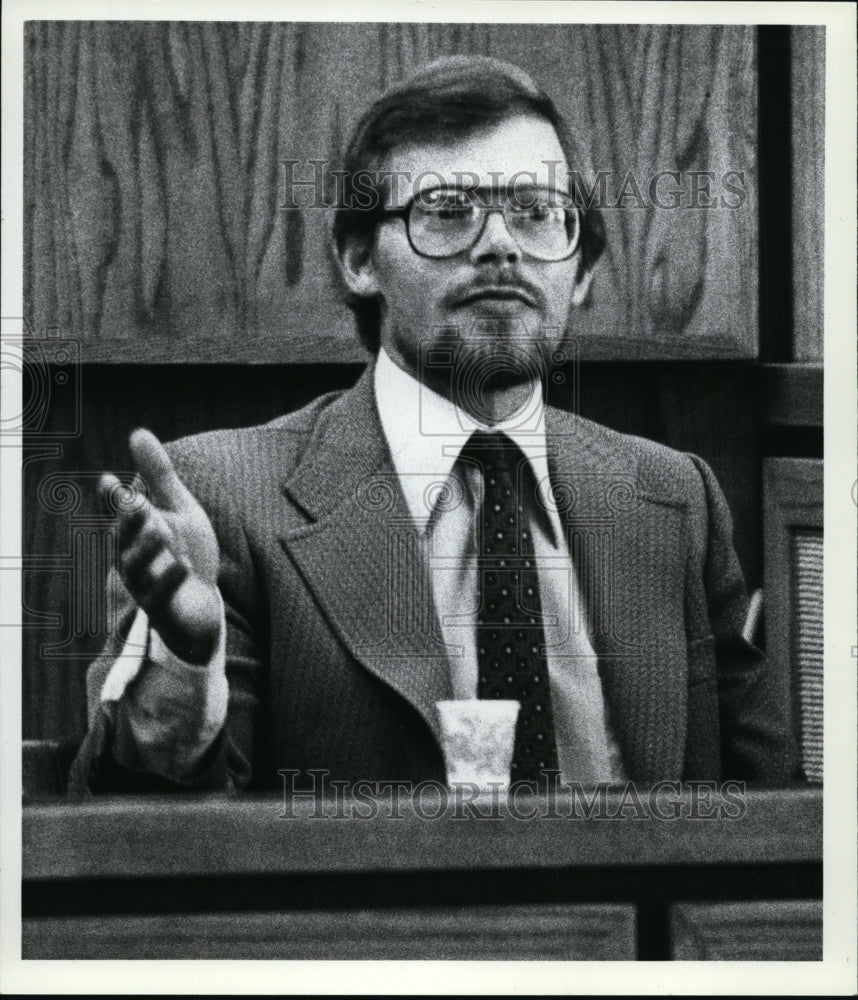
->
[469,209,521,265]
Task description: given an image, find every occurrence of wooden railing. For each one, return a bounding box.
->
[23,785,822,960]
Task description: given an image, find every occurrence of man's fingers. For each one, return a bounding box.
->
[98,440,219,657]
[144,557,191,615]
[119,527,173,583]
[129,428,192,512]
[115,503,145,548]
[118,529,190,615]
[98,472,121,500]
[98,473,151,549]
[107,484,182,604]
[99,471,150,524]
[99,471,141,511]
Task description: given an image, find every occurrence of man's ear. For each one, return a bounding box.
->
[569,264,595,307]
[337,234,381,298]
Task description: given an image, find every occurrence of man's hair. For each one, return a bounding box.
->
[331,55,607,354]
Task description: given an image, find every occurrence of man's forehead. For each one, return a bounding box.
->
[376,113,573,204]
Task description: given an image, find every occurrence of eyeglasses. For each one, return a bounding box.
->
[378,185,582,262]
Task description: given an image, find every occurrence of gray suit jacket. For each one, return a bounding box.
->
[70,363,795,794]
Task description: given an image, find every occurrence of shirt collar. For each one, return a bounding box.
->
[374,348,553,532]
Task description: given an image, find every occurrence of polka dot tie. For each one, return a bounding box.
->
[459,430,560,787]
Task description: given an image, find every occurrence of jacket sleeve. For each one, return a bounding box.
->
[67,446,264,798]
[67,582,261,798]
[688,454,798,786]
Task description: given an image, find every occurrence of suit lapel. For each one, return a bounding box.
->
[279,364,454,750]
[277,377,690,781]
[545,410,688,781]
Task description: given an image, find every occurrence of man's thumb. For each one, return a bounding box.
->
[128,428,189,510]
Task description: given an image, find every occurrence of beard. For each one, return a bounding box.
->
[425,320,555,425]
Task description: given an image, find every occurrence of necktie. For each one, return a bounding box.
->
[459,430,560,787]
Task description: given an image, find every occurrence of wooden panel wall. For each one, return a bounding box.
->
[486,25,758,358]
[23,904,637,960]
[25,22,758,361]
[670,901,822,960]
[791,27,825,362]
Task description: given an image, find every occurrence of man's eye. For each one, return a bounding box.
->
[422,190,473,211]
[512,202,563,222]
[433,204,474,219]
[422,197,476,222]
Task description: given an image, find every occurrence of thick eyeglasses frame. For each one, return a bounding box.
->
[377,185,583,262]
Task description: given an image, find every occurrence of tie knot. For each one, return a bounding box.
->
[458,431,538,514]
[459,430,525,474]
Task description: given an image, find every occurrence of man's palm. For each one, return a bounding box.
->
[102,429,221,664]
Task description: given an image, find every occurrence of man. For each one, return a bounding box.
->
[69,55,794,795]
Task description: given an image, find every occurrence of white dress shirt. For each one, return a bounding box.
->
[104,348,624,783]
[374,350,623,783]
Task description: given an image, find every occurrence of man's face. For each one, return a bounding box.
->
[347,113,592,396]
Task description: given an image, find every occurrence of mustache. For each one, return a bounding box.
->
[442,270,544,310]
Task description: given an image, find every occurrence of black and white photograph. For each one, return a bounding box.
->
[2,1,855,994]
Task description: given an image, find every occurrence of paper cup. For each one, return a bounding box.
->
[436,699,520,791]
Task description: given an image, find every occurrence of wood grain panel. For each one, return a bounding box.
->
[670,900,822,960]
[24,23,759,362]
[460,24,758,357]
[791,27,825,362]
[23,903,636,960]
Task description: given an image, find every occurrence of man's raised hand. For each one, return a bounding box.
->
[101,429,221,664]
